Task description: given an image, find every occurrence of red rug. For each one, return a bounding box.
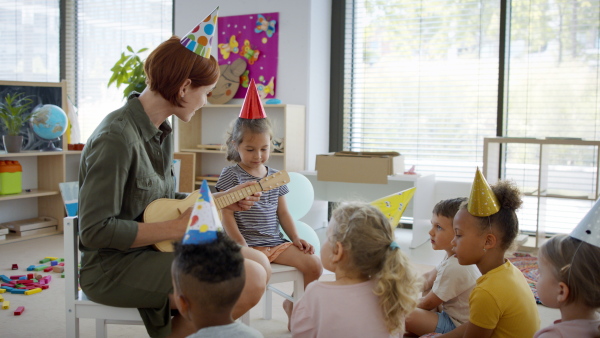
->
[507,252,541,304]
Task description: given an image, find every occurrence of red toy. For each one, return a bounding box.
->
[14,306,25,315]
[11,264,18,270]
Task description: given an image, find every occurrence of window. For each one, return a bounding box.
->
[338,0,600,235]
[0,0,60,82]
[503,0,600,233]
[338,0,501,181]
[75,0,173,142]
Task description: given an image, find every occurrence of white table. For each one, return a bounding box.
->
[300,171,435,248]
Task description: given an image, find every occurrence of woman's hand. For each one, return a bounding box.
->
[292,237,314,254]
[216,181,262,212]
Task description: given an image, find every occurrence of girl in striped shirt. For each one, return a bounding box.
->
[216,116,322,327]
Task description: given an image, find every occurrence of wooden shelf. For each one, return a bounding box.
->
[0,189,59,201]
[483,137,600,248]
[176,104,305,192]
[0,150,82,158]
[0,80,80,245]
[0,231,62,245]
[180,148,284,156]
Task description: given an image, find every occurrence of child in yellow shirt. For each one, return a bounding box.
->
[439,169,540,338]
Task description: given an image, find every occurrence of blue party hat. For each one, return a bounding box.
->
[182,180,223,245]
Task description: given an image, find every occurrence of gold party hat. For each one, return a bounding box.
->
[467,168,500,217]
[370,187,416,228]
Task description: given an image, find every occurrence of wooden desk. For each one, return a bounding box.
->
[300,171,435,248]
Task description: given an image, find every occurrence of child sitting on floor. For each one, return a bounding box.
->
[533,198,600,338]
[171,232,263,337]
[439,169,540,338]
[290,202,421,337]
[405,197,481,336]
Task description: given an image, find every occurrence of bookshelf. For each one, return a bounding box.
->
[176,104,305,191]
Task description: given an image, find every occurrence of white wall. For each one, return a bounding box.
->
[175,0,331,171]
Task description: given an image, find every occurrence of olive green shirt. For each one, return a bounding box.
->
[78,94,179,251]
[78,93,184,337]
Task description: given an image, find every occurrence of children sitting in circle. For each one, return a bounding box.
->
[405,197,481,336]
[290,202,421,337]
[438,168,540,337]
[533,198,600,338]
[171,232,263,337]
[215,79,322,324]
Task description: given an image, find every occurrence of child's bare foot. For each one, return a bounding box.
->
[283,299,293,331]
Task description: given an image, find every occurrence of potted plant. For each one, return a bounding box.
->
[108,46,148,99]
[0,93,35,153]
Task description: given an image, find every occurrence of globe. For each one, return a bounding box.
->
[31,104,68,151]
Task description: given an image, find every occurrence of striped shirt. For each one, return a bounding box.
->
[215,165,289,247]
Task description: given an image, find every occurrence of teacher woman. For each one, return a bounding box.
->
[77,8,269,337]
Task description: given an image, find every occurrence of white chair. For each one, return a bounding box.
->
[252,172,320,321]
[64,216,144,338]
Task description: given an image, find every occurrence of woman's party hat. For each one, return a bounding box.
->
[180,7,219,58]
[182,180,223,245]
[467,167,500,217]
[570,198,600,248]
[370,187,416,228]
[239,79,267,119]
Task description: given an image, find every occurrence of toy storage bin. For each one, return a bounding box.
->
[0,160,22,195]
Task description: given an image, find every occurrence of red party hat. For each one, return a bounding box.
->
[239,79,267,119]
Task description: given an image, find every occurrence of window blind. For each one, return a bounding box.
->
[503,0,600,233]
[0,0,60,82]
[342,0,501,181]
[76,0,172,142]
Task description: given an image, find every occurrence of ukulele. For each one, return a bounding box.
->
[144,170,290,252]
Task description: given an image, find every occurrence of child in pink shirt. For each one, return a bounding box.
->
[534,230,600,338]
[290,202,421,337]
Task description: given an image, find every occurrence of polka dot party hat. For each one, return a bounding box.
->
[370,187,416,228]
[182,180,223,245]
[180,7,219,58]
[571,198,600,248]
[467,167,500,217]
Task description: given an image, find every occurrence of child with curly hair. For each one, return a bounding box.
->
[439,169,540,338]
[290,202,421,337]
[171,232,263,337]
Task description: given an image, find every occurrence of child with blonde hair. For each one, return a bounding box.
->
[216,80,322,325]
[439,169,540,338]
[406,197,481,336]
[290,202,421,337]
[533,199,600,337]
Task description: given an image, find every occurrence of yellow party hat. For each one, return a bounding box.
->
[370,187,416,228]
[468,168,500,217]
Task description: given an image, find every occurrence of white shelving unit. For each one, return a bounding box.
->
[483,137,600,248]
[176,104,305,189]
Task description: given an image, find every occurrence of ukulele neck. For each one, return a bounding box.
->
[214,182,263,209]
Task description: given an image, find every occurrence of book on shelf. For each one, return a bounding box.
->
[10,225,57,237]
[0,217,58,233]
[0,226,8,236]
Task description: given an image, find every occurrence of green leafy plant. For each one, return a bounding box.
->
[0,93,35,136]
[108,46,149,99]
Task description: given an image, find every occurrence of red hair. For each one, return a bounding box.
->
[144,36,220,107]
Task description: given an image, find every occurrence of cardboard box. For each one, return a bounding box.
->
[316,152,405,184]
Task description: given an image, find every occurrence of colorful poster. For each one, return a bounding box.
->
[217,12,278,99]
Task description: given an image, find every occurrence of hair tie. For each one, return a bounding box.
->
[389,241,400,250]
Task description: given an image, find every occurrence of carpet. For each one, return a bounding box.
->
[507,252,541,304]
